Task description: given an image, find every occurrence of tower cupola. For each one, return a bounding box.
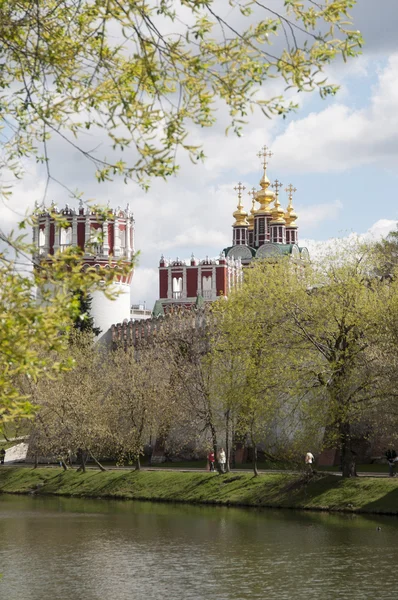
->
[232,182,249,246]
[284,184,298,244]
[247,188,256,247]
[270,179,286,244]
[254,145,275,247]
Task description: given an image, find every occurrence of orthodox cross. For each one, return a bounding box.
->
[285,183,297,197]
[272,179,283,196]
[234,182,246,200]
[257,145,273,170]
[249,187,257,201]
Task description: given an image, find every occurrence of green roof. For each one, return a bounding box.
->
[152,300,165,318]
[195,294,205,309]
[223,246,257,257]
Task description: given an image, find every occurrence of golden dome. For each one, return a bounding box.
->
[255,145,275,215]
[284,184,298,228]
[270,180,286,224]
[247,189,256,231]
[232,182,248,227]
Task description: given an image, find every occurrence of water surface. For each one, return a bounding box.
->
[0,494,396,599]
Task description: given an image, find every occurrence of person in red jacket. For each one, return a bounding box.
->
[208,451,215,472]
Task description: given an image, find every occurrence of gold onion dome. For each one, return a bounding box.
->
[255,145,275,215]
[232,182,248,227]
[270,180,285,224]
[285,184,298,227]
[247,189,256,231]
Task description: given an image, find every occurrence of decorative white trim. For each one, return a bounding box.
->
[167,268,172,299]
[84,215,91,253]
[197,266,201,296]
[103,221,109,256]
[182,265,187,298]
[72,215,77,246]
[113,219,121,257]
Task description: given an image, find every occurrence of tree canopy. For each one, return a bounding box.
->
[1,0,362,191]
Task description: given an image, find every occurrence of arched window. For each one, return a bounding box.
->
[60,227,72,251]
[88,227,102,255]
[39,229,46,251]
[172,276,183,299]
[119,227,126,253]
[202,275,212,299]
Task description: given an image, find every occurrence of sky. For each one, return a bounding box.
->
[2,0,398,309]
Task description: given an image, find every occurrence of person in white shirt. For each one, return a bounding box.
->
[305,451,315,472]
[218,448,226,473]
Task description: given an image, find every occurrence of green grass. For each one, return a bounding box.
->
[1,467,398,515]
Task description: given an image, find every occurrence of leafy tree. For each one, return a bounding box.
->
[29,333,114,471]
[373,225,398,277]
[0,238,131,421]
[105,344,173,469]
[221,243,394,477]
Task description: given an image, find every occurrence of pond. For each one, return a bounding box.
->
[0,494,396,599]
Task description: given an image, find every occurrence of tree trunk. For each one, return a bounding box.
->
[209,423,219,473]
[253,444,259,477]
[250,424,259,477]
[225,408,231,473]
[77,449,87,473]
[33,453,38,469]
[340,421,357,478]
[60,459,68,471]
[135,455,141,471]
[89,451,106,471]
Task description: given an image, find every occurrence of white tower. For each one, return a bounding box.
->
[33,202,135,342]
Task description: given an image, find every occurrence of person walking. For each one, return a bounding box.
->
[208,450,215,472]
[305,451,315,473]
[385,449,397,477]
[218,448,226,473]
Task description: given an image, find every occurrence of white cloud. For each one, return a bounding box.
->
[298,199,343,234]
[270,55,398,173]
[161,227,229,251]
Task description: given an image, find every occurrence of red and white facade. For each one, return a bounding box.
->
[33,201,134,340]
[158,252,243,311]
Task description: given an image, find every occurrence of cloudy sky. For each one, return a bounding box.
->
[2,1,398,308]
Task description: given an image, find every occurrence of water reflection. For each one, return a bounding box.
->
[0,495,396,600]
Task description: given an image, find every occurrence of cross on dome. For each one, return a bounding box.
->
[234,182,246,201]
[285,184,297,197]
[272,179,283,196]
[257,145,273,171]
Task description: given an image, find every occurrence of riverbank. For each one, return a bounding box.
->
[1,467,398,514]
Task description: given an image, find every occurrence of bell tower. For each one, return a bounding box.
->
[33,201,135,341]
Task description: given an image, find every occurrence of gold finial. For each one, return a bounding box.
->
[247,188,256,231]
[285,183,298,227]
[255,147,275,214]
[271,179,286,224]
[257,145,273,171]
[232,182,248,227]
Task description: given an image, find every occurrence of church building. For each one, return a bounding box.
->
[156,145,309,314]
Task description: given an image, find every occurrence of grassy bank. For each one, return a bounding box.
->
[1,467,398,515]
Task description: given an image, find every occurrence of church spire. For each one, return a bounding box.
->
[232,182,249,246]
[284,184,298,244]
